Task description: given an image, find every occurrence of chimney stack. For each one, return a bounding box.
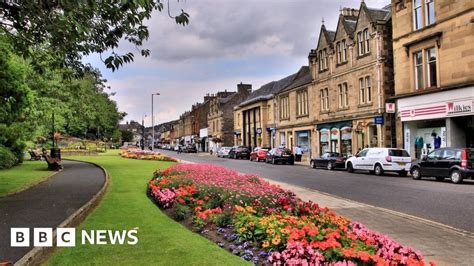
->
[237,82,252,95]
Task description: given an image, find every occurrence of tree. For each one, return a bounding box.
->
[0,0,189,71]
[121,130,134,143]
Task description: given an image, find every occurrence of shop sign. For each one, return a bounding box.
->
[320,129,329,142]
[330,128,339,140]
[447,100,472,115]
[386,103,396,113]
[374,116,384,125]
[341,127,352,140]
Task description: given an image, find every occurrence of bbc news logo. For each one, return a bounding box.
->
[11,228,138,247]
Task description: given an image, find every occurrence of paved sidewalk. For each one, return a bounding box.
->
[0,160,106,263]
[266,179,474,266]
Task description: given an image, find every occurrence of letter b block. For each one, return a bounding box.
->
[11,228,30,247]
[34,228,53,247]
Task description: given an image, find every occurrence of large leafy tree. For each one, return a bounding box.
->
[0,0,189,71]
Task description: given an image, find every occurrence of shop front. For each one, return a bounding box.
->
[397,87,474,159]
[316,121,352,157]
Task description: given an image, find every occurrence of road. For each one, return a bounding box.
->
[159,149,474,233]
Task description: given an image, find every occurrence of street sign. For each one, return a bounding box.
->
[374,116,384,125]
[386,103,396,113]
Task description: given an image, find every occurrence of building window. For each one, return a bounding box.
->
[414,51,423,90]
[336,41,341,64]
[342,40,347,61]
[425,0,435,25]
[320,88,329,112]
[237,113,241,126]
[366,76,372,102]
[279,95,289,119]
[319,49,328,70]
[413,0,423,30]
[426,47,437,87]
[357,29,370,56]
[296,89,308,116]
[359,76,372,104]
[338,83,348,108]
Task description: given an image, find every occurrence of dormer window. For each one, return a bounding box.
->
[319,48,328,71]
[357,28,370,56]
[336,40,347,64]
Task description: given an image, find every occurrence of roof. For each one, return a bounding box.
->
[280,66,311,93]
[367,7,391,23]
[219,92,237,104]
[238,72,297,107]
[326,30,336,43]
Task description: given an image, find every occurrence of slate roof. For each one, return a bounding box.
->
[280,66,311,93]
[219,92,237,104]
[326,31,336,42]
[238,72,297,107]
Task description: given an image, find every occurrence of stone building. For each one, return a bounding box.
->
[274,66,313,162]
[207,83,252,151]
[309,3,394,157]
[391,0,474,158]
[233,73,295,150]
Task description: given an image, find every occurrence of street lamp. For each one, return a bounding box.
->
[152,93,160,150]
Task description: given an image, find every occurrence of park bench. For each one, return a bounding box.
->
[28,149,42,160]
[43,154,63,171]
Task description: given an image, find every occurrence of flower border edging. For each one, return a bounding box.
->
[15,159,110,266]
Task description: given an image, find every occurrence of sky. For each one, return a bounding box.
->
[86,0,388,127]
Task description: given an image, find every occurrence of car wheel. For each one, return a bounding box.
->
[450,170,463,184]
[374,164,384,176]
[435,176,444,182]
[327,162,333,170]
[411,167,421,180]
[310,161,316,169]
[398,170,408,177]
[347,162,354,173]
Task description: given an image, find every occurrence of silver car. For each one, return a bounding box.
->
[217,147,231,157]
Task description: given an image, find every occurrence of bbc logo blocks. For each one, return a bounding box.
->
[11,228,75,247]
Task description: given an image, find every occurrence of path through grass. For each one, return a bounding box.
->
[0,160,55,197]
[47,150,245,265]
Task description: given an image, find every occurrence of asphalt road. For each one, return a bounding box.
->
[160,150,474,233]
[0,160,105,263]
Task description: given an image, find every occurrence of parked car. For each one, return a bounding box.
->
[410,148,474,184]
[228,146,250,159]
[250,147,271,162]
[265,148,294,165]
[345,148,411,176]
[310,152,346,170]
[174,145,180,151]
[217,147,232,157]
[183,144,197,153]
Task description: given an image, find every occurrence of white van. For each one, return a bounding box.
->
[345,148,412,176]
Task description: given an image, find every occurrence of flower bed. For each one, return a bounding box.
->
[120,148,177,162]
[148,164,427,265]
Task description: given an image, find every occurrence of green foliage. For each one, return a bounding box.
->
[0,145,18,169]
[121,129,134,142]
[175,203,191,221]
[0,0,190,71]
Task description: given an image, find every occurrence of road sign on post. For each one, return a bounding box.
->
[374,116,384,125]
[386,103,396,113]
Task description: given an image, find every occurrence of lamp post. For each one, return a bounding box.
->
[151,93,160,151]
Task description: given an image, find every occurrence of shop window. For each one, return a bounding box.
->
[413,0,423,30]
[426,47,437,88]
[296,131,310,152]
[414,51,423,90]
[296,89,308,116]
[320,88,329,111]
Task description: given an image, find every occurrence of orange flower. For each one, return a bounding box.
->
[272,236,281,245]
[245,206,256,214]
[262,241,270,248]
[235,205,245,212]
[239,227,247,233]
[249,222,255,227]
[280,228,291,234]
[266,228,275,235]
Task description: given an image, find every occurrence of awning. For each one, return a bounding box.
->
[316,121,352,131]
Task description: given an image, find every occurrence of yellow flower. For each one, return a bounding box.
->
[249,222,255,228]
[262,241,270,248]
[239,227,247,233]
[272,236,281,245]
[235,205,244,212]
[281,228,291,234]
[245,206,256,214]
[266,228,275,235]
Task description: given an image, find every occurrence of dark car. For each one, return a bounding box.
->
[265,148,294,165]
[183,145,197,153]
[250,147,270,162]
[410,148,474,184]
[228,146,250,159]
[310,152,346,170]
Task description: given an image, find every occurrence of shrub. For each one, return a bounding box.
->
[0,145,18,169]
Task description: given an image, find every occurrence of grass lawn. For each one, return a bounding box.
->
[0,160,55,197]
[47,150,246,265]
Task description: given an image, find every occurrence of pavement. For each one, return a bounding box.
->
[0,160,106,263]
[161,150,474,265]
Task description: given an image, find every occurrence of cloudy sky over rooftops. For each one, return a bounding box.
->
[87,0,388,126]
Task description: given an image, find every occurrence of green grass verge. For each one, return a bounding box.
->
[0,160,55,197]
[47,150,246,265]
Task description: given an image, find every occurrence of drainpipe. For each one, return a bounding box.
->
[375,30,382,114]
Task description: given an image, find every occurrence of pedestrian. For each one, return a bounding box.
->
[295,145,303,162]
[177,145,182,154]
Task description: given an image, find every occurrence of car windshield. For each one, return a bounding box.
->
[389,149,410,157]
